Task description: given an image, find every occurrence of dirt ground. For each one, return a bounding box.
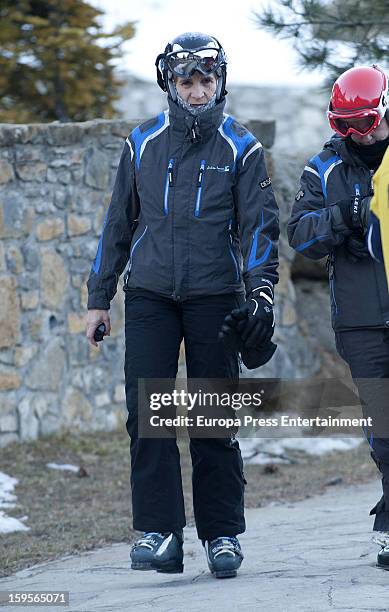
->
[0,429,379,577]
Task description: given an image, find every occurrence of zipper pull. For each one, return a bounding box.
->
[197,160,205,186]
[167,159,173,187]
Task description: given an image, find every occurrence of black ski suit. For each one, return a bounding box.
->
[87,97,280,540]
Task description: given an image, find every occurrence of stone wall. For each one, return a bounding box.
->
[0,118,317,448]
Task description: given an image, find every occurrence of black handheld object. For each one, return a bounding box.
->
[94,323,106,342]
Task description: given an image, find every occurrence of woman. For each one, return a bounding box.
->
[86,32,279,579]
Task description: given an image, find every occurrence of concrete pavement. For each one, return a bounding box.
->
[0,481,387,612]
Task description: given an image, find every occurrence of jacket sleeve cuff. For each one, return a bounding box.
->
[244,277,274,300]
[87,291,110,310]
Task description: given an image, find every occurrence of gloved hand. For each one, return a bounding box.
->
[345,234,370,262]
[218,295,277,369]
[336,195,371,231]
[221,288,275,349]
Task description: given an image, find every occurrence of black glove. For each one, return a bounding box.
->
[336,195,371,231]
[218,305,277,369]
[226,288,275,348]
[345,234,370,262]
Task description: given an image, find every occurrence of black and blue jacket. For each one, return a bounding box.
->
[87,98,279,309]
[288,135,389,331]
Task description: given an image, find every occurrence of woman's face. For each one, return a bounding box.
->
[175,72,217,106]
[351,117,389,145]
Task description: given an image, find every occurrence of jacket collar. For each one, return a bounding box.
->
[324,134,366,167]
[168,97,226,143]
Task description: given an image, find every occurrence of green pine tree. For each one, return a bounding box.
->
[0,0,135,122]
[255,0,389,84]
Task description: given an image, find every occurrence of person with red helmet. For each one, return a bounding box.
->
[288,64,389,570]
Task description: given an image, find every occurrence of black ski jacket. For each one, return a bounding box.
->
[288,135,389,331]
[87,98,279,309]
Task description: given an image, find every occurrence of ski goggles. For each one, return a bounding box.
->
[165,48,223,78]
[327,108,384,137]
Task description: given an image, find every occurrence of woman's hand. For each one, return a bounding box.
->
[86,309,111,347]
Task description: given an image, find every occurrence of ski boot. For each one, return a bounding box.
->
[373,532,389,569]
[203,536,243,578]
[130,530,184,573]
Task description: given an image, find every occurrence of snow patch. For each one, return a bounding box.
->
[46,463,80,473]
[239,437,362,465]
[0,472,29,534]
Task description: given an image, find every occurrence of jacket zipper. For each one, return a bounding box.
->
[194,160,206,217]
[327,254,338,315]
[228,219,240,281]
[127,225,148,275]
[164,159,174,215]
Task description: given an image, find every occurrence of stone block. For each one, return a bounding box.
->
[18,396,39,441]
[85,148,109,190]
[0,160,14,184]
[14,345,38,367]
[114,384,125,403]
[20,291,39,311]
[95,392,110,408]
[26,337,66,391]
[68,312,86,334]
[0,275,20,348]
[6,245,23,274]
[47,167,71,185]
[0,349,14,365]
[67,214,92,237]
[0,368,21,390]
[27,313,42,341]
[16,162,47,182]
[0,193,34,239]
[62,388,93,428]
[36,218,65,241]
[15,147,43,163]
[81,365,107,394]
[40,248,69,310]
[0,412,18,432]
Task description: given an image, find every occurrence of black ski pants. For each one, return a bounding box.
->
[124,289,246,541]
[335,328,389,531]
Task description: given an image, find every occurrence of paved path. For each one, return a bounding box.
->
[1,481,387,612]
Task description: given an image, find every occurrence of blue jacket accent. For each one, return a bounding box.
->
[132,111,167,169]
[295,234,328,252]
[92,211,109,274]
[248,211,273,270]
[221,115,256,170]
[310,154,342,198]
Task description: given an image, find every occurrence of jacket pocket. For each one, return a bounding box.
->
[194,160,206,217]
[164,159,174,215]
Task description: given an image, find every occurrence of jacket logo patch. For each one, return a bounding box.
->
[260,177,271,189]
[295,189,305,201]
[207,165,230,173]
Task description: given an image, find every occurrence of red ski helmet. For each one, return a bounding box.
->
[327,65,388,137]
